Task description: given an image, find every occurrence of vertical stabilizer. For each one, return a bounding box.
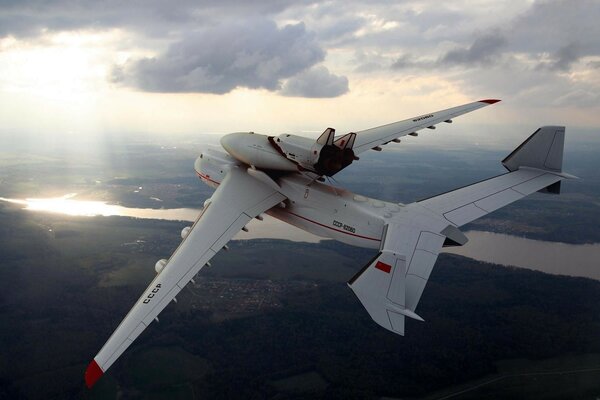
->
[502,126,565,173]
[316,128,335,146]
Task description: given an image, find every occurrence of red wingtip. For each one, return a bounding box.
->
[479,99,501,104]
[85,360,104,389]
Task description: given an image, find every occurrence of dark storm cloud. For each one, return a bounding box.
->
[112,20,327,94]
[280,66,349,98]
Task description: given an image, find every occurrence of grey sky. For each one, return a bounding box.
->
[0,0,599,138]
[1,0,599,104]
[112,20,329,94]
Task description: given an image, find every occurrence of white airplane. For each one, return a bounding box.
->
[85,99,575,388]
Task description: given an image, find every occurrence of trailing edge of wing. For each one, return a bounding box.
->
[352,100,500,155]
[85,167,285,388]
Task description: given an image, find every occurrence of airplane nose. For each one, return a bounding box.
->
[220,132,243,155]
[220,133,232,153]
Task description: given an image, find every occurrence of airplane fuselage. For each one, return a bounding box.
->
[88,100,574,389]
[195,144,404,249]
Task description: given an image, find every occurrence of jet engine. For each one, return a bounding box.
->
[220,128,356,176]
[181,226,191,240]
[155,259,168,274]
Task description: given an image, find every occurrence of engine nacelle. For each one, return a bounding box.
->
[181,226,191,240]
[155,259,168,274]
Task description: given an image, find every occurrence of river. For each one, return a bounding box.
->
[1,195,598,281]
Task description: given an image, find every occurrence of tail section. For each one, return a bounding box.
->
[316,127,335,146]
[333,132,356,150]
[350,125,575,337]
[314,130,357,176]
[502,126,565,173]
[348,249,425,336]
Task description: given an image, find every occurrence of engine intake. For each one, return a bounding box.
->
[155,259,168,274]
[181,226,191,240]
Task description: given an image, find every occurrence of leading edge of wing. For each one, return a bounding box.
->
[85,167,286,388]
[352,99,500,155]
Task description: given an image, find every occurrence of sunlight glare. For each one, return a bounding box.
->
[0,193,120,217]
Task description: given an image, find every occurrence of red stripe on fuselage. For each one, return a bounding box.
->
[196,170,221,186]
[285,211,381,242]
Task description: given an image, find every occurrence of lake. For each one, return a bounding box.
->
[2,195,598,281]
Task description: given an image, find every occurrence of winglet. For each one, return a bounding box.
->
[85,359,104,389]
[479,99,501,104]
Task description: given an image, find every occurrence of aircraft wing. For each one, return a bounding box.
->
[351,99,499,156]
[418,126,574,227]
[349,126,575,335]
[85,167,285,388]
[418,168,566,227]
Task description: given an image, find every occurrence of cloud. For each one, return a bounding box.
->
[510,0,600,55]
[440,32,507,66]
[280,66,348,98]
[391,54,416,69]
[3,0,599,109]
[390,53,432,70]
[378,0,600,110]
[390,32,507,70]
[112,19,326,94]
[536,43,581,72]
[0,0,309,38]
[552,89,600,107]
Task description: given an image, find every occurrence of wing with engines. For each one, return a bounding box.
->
[84,167,285,388]
[352,99,499,156]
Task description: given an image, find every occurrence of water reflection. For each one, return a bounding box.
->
[1,195,598,280]
[444,231,600,281]
[0,194,321,243]
[0,193,199,220]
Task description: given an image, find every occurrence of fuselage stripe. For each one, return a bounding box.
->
[285,211,381,242]
[196,170,221,186]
